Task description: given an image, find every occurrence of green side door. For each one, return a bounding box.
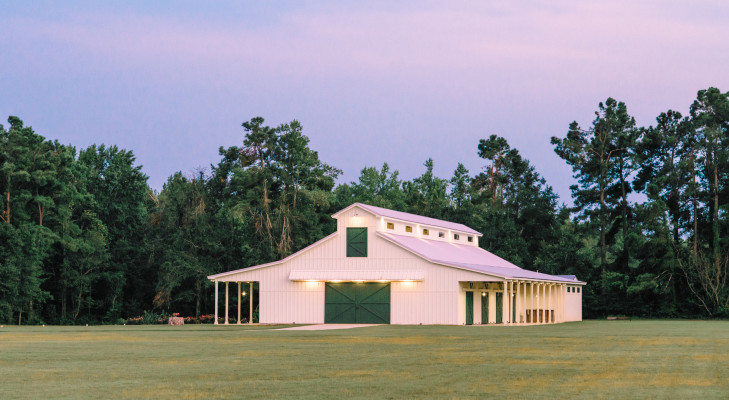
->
[465,292,474,325]
[481,293,489,324]
[325,283,390,324]
[495,292,503,324]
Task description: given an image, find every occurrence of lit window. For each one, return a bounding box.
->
[438,232,445,238]
[423,229,429,235]
[467,236,473,242]
[454,234,460,240]
[386,222,394,230]
[405,226,412,233]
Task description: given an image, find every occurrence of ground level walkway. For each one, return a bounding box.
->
[275,324,380,331]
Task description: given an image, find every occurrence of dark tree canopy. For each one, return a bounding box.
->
[2,87,729,324]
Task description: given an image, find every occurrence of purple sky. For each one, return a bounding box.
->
[2,1,728,204]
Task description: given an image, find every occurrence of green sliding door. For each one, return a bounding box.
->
[325,283,390,324]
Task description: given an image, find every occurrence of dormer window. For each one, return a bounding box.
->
[386,222,394,230]
[405,226,413,233]
[438,232,445,238]
[423,229,429,236]
[467,236,473,243]
[454,234,460,240]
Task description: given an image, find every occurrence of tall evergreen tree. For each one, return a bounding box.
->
[689,87,729,267]
[475,135,558,269]
[551,98,637,311]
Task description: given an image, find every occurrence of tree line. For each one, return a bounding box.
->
[1,87,727,324]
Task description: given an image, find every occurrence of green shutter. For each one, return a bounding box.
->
[495,293,503,323]
[347,227,367,257]
[481,293,489,324]
[465,292,474,325]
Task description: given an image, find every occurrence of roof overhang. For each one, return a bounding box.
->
[289,270,424,282]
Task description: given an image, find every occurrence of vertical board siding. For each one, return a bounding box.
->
[565,286,583,321]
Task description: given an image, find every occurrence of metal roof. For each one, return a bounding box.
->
[333,203,482,235]
[378,232,583,283]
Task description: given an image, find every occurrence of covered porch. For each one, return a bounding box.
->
[460,280,568,325]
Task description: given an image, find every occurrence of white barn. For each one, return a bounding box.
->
[208,203,584,325]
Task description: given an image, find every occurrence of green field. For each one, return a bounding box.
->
[1,321,728,399]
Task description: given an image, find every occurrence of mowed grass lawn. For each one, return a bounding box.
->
[1,321,728,399]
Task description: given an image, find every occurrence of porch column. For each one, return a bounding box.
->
[530,282,534,324]
[537,283,543,323]
[560,284,564,322]
[225,282,230,325]
[537,282,544,323]
[549,284,553,323]
[542,283,547,323]
[508,281,513,324]
[237,282,242,324]
[554,284,559,324]
[523,282,527,324]
[502,281,508,325]
[515,281,521,323]
[521,282,526,324]
[510,281,514,324]
[249,282,254,324]
[544,283,551,323]
[562,283,567,322]
[508,281,512,324]
[214,280,219,325]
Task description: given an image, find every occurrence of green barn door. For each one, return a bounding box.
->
[357,283,390,324]
[495,293,503,323]
[325,283,390,323]
[465,292,474,325]
[481,293,489,324]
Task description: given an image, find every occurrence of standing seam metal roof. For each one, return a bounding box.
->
[378,232,583,283]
